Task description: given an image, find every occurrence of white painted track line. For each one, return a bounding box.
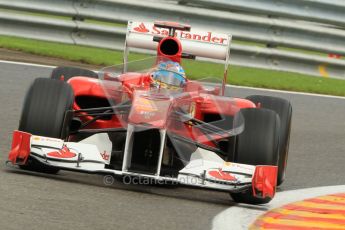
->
[212,185,345,230]
[1,59,344,100]
[0,60,56,69]
[229,84,345,100]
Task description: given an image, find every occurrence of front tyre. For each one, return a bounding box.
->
[230,108,280,204]
[246,95,292,186]
[18,78,74,173]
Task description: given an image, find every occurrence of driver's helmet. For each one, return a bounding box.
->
[150,61,186,90]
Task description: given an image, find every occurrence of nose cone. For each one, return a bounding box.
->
[129,91,172,128]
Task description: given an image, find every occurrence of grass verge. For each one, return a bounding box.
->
[0,35,344,96]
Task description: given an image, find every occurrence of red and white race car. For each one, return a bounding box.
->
[8,21,292,204]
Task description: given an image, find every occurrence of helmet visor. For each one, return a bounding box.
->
[152,70,186,87]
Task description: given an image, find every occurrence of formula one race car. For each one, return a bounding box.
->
[8,21,292,204]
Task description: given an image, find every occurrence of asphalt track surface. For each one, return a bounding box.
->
[0,62,344,230]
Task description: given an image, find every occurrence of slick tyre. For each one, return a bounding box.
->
[230,108,280,204]
[51,66,98,81]
[18,78,74,174]
[246,95,292,186]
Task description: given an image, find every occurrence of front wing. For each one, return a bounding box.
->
[8,130,277,199]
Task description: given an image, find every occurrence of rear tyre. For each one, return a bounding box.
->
[246,95,292,186]
[230,108,280,204]
[19,78,74,174]
[51,66,98,81]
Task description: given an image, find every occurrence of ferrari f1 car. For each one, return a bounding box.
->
[8,21,292,204]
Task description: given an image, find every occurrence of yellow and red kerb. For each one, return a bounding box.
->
[250,193,345,230]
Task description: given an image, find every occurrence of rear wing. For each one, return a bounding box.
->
[125,21,231,60]
[123,21,232,95]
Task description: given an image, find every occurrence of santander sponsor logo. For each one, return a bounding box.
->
[100,151,110,161]
[132,22,227,45]
[133,23,149,33]
[47,146,76,159]
[208,169,237,181]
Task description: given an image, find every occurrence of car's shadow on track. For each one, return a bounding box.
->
[4,167,242,207]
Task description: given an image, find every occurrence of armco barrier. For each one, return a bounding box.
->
[0,0,344,79]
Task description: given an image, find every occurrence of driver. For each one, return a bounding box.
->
[150,60,186,90]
